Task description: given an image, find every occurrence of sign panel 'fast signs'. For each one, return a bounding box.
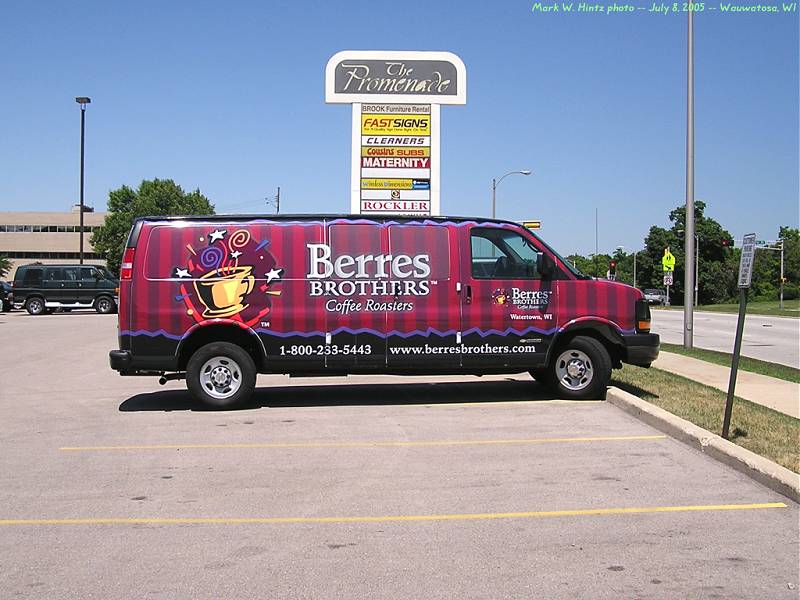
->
[326,51,466,217]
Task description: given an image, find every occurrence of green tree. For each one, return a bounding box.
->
[92,179,214,274]
[0,255,11,279]
[640,201,736,305]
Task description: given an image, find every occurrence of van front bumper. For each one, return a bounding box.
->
[621,333,660,367]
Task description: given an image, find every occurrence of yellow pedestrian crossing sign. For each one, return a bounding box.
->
[662,247,676,272]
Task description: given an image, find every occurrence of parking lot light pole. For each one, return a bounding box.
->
[75,97,91,264]
[491,170,531,219]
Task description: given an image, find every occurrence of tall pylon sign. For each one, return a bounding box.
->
[325,51,467,217]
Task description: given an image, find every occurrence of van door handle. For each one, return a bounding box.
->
[465,285,472,305]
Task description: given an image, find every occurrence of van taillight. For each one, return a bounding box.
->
[635,299,651,333]
[121,248,135,280]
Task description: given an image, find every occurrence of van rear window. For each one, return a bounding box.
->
[22,268,43,286]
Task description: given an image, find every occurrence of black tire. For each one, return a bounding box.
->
[548,336,611,400]
[186,342,256,409]
[25,297,45,316]
[529,368,552,388]
[1,300,10,312]
[94,296,115,314]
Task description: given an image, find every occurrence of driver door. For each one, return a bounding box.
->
[459,226,557,369]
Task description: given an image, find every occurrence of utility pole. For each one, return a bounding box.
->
[633,250,637,289]
[266,187,280,214]
[683,9,695,348]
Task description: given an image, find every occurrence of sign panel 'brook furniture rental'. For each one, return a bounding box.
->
[325,51,467,217]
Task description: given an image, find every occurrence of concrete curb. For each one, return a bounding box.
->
[606,386,800,504]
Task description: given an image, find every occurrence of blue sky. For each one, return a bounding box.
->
[1,0,797,255]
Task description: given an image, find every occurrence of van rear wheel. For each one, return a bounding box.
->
[25,297,45,315]
[186,342,256,409]
[549,336,611,400]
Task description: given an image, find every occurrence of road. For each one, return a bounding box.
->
[651,309,800,368]
[0,311,797,599]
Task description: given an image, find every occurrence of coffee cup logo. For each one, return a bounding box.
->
[173,227,283,327]
[194,266,255,318]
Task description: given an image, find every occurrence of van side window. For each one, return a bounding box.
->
[81,267,96,281]
[329,223,384,278]
[63,268,78,281]
[470,228,540,280]
[44,268,63,281]
[22,268,43,286]
[388,225,449,280]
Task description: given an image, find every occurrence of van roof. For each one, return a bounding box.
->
[134,214,522,227]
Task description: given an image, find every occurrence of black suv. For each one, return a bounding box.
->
[1,281,13,312]
[13,264,119,315]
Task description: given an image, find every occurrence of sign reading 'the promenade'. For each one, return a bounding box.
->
[326,51,466,216]
[326,51,466,105]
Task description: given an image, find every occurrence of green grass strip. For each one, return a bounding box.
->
[654,299,799,318]
[612,364,800,473]
[660,343,800,384]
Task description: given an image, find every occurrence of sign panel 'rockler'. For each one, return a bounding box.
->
[325,51,467,217]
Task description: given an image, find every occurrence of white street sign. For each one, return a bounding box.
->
[738,233,756,288]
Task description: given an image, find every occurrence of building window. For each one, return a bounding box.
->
[0,251,104,260]
[0,224,102,233]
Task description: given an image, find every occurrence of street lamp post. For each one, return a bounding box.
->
[616,246,638,288]
[684,8,696,348]
[491,170,531,219]
[75,97,91,264]
[679,229,700,306]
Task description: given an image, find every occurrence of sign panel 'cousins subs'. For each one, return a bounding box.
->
[325,51,467,217]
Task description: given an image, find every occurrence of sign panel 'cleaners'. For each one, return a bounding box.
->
[325,51,467,217]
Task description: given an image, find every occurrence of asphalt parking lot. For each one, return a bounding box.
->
[1,310,797,599]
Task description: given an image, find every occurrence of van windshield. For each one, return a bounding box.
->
[527,232,592,280]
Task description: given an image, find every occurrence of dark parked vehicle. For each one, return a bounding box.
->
[13,264,119,315]
[1,281,13,312]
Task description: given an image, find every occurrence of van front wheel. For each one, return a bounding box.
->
[549,336,611,400]
[95,296,115,314]
[186,342,256,409]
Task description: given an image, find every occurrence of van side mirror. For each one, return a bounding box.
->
[537,253,555,279]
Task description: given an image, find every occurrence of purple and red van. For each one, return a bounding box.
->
[109,215,659,408]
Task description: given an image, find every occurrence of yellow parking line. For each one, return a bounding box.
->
[59,434,667,452]
[0,503,786,527]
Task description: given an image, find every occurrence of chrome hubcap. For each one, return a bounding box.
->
[199,356,242,400]
[555,349,593,391]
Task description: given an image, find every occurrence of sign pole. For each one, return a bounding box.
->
[722,233,756,440]
[722,287,748,439]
